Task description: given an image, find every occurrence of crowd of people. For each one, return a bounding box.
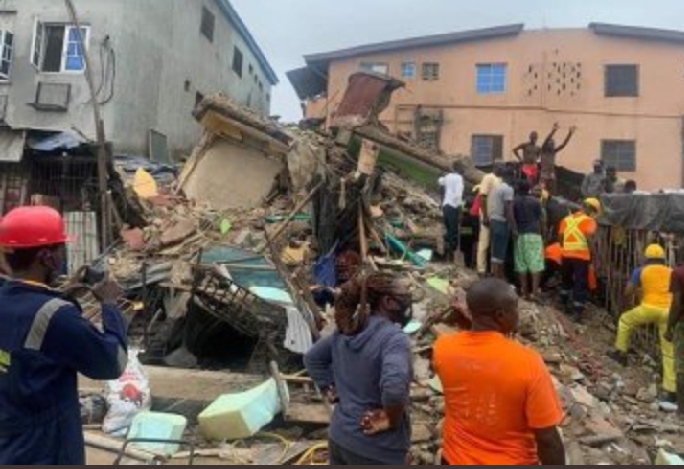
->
[0,129,678,466]
[302,126,684,466]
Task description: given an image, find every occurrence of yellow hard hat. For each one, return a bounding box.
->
[645,243,666,260]
[584,198,602,215]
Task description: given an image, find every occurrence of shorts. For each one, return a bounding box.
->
[515,233,545,273]
[522,164,539,181]
[490,219,510,264]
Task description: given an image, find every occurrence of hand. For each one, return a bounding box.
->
[361,410,392,436]
[92,278,124,306]
[482,216,490,228]
[325,386,339,405]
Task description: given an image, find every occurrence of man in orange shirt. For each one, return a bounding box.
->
[559,198,601,322]
[433,278,566,466]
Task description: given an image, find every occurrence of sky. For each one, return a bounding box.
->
[230,0,684,122]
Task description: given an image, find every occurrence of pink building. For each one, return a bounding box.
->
[289,24,684,190]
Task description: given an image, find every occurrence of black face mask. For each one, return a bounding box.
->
[388,295,414,328]
[38,250,61,287]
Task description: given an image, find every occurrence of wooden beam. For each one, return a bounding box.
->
[355,125,485,185]
[80,366,263,403]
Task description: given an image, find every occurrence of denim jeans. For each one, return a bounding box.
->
[443,205,461,257]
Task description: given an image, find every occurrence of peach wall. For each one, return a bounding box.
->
[315,29,684,190]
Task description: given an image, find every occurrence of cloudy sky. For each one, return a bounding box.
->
[231,0,684,122]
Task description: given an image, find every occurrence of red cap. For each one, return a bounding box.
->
[0,206,73,249]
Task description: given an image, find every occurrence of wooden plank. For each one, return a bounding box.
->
[285,403,330,425]
[79,366,263,403]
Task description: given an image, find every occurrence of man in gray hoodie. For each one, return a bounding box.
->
[305,273,413,465]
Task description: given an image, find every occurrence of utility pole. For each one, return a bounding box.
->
[64,0,111,249]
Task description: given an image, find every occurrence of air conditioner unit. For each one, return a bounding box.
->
[31,82,71,112]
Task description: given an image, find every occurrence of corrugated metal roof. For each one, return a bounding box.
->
[331,72,404,128]
[589,23,684,45]
[215,0,279,85]
[305,24,525,70]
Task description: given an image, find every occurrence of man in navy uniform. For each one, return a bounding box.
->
[0,206,129,465]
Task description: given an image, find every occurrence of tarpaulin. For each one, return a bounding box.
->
[28,131,83,152]
[601,194,684,233]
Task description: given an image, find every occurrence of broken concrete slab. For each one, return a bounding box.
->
[179,138,284,210]
[160,218,197,247]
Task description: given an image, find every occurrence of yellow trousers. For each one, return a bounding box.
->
[616,304,676,393]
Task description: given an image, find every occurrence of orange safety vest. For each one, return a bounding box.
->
[562,213,590,253]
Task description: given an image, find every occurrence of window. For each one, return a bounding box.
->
[200,6,215,42]
[606,65,638,97]
[266,93,271,102]
[232,46,243,78]
[418,130,440,150]
[471,135,504,167]
[477,63,507,94]
[258,80,264,91]
[359,62,389,75]
[401,62,416,79]
[249,64,254,75]
[0,31,13,80]
[602,140,636,172]
[422,62,440,81]
[31,23,89,73]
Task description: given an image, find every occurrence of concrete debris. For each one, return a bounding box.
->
[77,91,684,466]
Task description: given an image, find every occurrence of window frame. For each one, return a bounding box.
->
[471,134,504,167]
[0,30,14,81]
[359,62,390,76]
[232,46,244,78]
[605,64,639,98]
[422,62,440,81]
[401,61,416,79]
[476,63,508,94]
[31,22,90,74]
[200,6,215,43]
[601,139,636,172]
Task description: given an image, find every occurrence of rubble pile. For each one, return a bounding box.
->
[81,84,684,465]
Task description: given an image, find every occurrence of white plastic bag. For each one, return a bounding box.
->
[103,350,151,437]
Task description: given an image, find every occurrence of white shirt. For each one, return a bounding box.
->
[439,172,464,208]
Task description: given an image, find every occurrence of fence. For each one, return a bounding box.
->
[594,223,679,355]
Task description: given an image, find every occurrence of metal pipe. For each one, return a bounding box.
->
[64,0,110,249]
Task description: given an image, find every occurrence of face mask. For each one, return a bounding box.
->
[389,295,413,328]
[39,250,61,287]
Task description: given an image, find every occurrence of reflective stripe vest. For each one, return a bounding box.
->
[563,213,590,253]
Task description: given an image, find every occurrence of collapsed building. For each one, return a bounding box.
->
[69,71,684,465]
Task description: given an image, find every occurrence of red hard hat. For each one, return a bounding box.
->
[0,206,73,248]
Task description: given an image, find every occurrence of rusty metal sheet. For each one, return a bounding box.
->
[331,72,403,128]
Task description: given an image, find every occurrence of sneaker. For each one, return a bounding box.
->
[608,350,628,367]
[659,401,679,413]
[660,392,678,404]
